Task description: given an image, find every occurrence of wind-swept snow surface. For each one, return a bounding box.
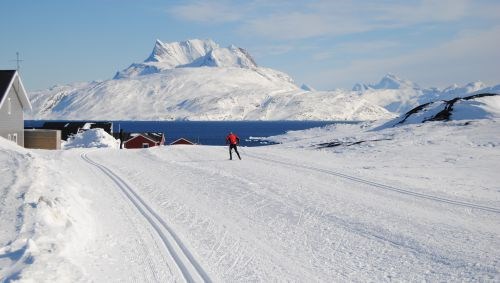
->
[1,116,500,281]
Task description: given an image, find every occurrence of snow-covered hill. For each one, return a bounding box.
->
[28,39,393,121]
[379,93,500,128]
[353,74,500,114]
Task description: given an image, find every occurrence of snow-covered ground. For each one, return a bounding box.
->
[1,115,499,281]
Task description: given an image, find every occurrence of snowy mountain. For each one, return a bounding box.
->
[113,39,257,79]
[28,39,498,121]
[371,73,420,90]
[353,74,500,114]
[28,39,393,121]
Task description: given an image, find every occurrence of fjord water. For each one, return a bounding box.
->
[25,120,356,146]
[114,121,353,146]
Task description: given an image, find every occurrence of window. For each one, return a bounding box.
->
[142,143,149,148]
[6,133,18,144]
[8,97,11,115]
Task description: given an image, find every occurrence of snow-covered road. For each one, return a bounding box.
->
[67,144,498,281]
[2,120,499,282]
[81,151,210,282]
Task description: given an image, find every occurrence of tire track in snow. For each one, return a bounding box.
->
[246,152,500,214]
[81,152,211,283]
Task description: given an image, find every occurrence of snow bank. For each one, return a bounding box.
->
[0,138,93,281]
[63,128,119,149]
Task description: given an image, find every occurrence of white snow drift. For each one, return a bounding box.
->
[62,128,119,149]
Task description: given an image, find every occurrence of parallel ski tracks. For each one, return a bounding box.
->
[81,152,211,283]
[246,153,500,214]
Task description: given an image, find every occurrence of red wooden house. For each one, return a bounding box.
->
[170,138,195,145]
[123,133,165,149]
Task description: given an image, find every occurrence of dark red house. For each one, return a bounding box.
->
[123,133,165,149]
[170,138,195,145]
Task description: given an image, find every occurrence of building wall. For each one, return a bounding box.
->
[24,129,61,150]
[0,85,25,146]
[124,135,158,149]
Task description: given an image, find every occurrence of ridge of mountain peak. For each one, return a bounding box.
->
[372,73,420,89]
[115,39,258,79]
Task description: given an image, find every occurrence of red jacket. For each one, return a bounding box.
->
[226,133,239,145]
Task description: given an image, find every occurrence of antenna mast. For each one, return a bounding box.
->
[11,52,24,72]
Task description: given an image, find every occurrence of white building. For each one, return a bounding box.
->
[0,70,32,147]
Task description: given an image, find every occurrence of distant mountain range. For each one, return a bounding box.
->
[27,39,499,121]
[353,73,500,113]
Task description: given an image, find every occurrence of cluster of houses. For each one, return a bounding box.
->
[0,70,194,149]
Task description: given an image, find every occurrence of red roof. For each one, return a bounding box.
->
[170,138,195,145]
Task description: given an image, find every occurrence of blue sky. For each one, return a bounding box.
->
[1,0,499,91]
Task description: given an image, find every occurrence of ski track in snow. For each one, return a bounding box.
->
[4,134,498,281]
[244,152,500,214]
[81,152,211,283]
[89,145,498,281]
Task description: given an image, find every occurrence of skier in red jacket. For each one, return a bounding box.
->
[226,132,241,160]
